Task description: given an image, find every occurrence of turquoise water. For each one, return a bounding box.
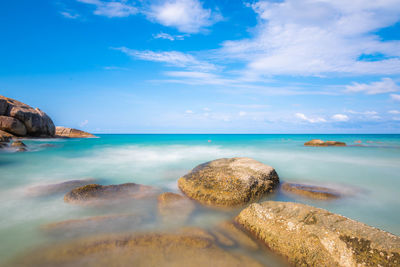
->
[0,134,400,265]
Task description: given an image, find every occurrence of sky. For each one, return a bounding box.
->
[1,0,400,133]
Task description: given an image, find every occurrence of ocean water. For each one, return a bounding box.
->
[0,134,399,266]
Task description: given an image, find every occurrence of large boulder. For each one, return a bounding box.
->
[178,157,279,207]
[64,183,160,205]
[0,115,27,136]
[12,228,264,267]
[55,126,96,138]
[0,95,55,137]
[304,139,346,147]
[235,201,400,267]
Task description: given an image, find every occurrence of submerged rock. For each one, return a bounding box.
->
[235,201,400,267]
[0,95,55,137]
[178,157,279,207]
[213,221,259,250]
[281,183,340,200]
[26,178,96,197]
[157,192,195,223]
[55,126,96,138]
[0,115,27,136]
[14,228,265,267]
[64,183,160,205]
[304,139,346,147]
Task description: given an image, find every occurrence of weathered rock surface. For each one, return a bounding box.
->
[304,139,346,147]
[13,228,265,267]
[178,157,279,207]
[158,192,196,223]
[55,126,96,138]
[26,178,96,197]
[64,183,160,205]
[0,115,27,136]
[11,140,27,152]
[281,183,340,200]
[0,129,13,142]
[0,95,55,137]
[235,201,400,267]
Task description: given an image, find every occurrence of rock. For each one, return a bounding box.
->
[215,221,259,250]
[13,228,264,267]
[26,178,97,197]
[281,183,340,200]
[0,95,55,137]
[64,183,160,205]
[0,115,27,136]
[0,129,13,142]
[55,126,96,138]
[0,142,9,149]
[11,140,27,148]
[235,201,400,267]
[178,157,279,207]
[304,139,346,147]
[157,192,196,223]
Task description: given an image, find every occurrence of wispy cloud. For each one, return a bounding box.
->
[295,113,326,123]
[388,110,400,114]
[153,32,186,41]
[391,94,400,101]
[77,0,137,18]
[146,0,222,33]
[331,114,349,122]
[60,10,80,19]
[115,47,216,71]
[345,78,399,94]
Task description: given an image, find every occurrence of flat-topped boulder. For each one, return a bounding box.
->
[304,139,346,147]
[0,95,55,137]
[235,201,400,267]
[281,183,340,200]
[178,157,279,207]
[26,178,96,197]
[55,126,96,138]
[64,183,160,205]
[157,192,196,223]
[13,228,264,267]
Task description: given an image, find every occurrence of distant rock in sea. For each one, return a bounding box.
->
[281,182,341,200]
[236,201,400,267]
[55,126,96,138]
[178,157,280,207]
[304,139,346,147]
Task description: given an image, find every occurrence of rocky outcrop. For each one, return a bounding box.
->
[0,129,13,143]
[281,183,340,200]
[304,139,346,147]
[64,183,160,205]
[55,126,96,138]
[235,201,400,267]
[178,157,279,207]
[26,178,96,197]
[11,140,27,152]
[13,228,264,267]
[0,95,55,137]
[157,192,195,223]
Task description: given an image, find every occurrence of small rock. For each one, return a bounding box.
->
[281,182,340,200]
[235,201,400,267]
[26,178,97,197]
[304,139,346,147]
[178,157,280,207]
[64,183,160,205]
[157,192,195,223]
[11,141,27,148]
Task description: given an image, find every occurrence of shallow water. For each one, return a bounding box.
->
[0,134,399,266]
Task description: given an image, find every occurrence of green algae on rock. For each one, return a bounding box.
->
[235,201,400,267]
[64,183,160,205]
[178,157,279,207]
[281,182,340,200]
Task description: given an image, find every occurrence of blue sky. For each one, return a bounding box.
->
[1,0,400,133]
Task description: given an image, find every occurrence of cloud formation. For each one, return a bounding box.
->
[332,114,349,122]
[77,0,137,18]
[295,113,326,123]
[345,78,399,94]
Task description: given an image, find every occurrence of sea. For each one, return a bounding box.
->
[0,134,399,266]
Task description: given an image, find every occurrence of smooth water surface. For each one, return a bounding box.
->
[0,134,399,265]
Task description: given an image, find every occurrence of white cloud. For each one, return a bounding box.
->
[345,78,399,94]
[153,32,185,41]
[220,0,400,76]
[295,113,326,123]
[332,114,349,122]
[115,47,216,71]
[60,11,80,19]
[146,0,221,33]
[346,110,378,115]
[388,110,400,114]
[185,110,194,114]
[80,119,89,127]
[239,111,247,117]
[77,0,137,18]
[391,94,400,101]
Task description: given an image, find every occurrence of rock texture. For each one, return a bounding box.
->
[0,115,27,136]
[304,139,346,147]
[0,95,55,137]
[157,192,196,223]
[26,178,96,197]
[55,126,96,138]
[281,183,340,200]
[178,157,279,207]
[64,183,160,205]
[11,140,27,152]
[235,201,400,267]
[13,228,264,267]
[0,129,13,142]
